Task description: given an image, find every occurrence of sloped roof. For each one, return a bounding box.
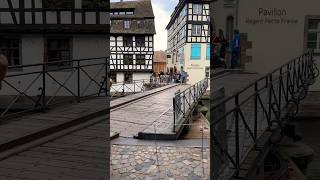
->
[110,0,155,35]
[110,0,154,19]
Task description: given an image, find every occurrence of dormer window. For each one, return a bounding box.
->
[124,20,131,29]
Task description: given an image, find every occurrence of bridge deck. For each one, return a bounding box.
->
[0,84,179,152]
[111,84,190,139]
[0,118,108,180]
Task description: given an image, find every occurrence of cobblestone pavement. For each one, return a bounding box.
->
[111,145,210,180]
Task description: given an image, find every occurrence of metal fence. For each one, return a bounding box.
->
[0,57,108,121]
[110,75,173,99]
[173,78,209,132]
[210,50,319,179]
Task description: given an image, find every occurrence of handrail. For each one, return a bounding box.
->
[0,56,109,121]
[110,76,175,98]
[210,50,319,179]
[173,78,209,132]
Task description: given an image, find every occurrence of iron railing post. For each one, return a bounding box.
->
[235,94,240,172]
[268,74,272,126]
[42,63,46,110]
[77,60,80,102]
[254,82,258,142]
[133,80,136,93]
[279,67,282,117]
[105,57,108,97]
[173,97,176,132]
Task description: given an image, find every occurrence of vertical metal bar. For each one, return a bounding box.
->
[235,95,240,171]
[133,80,135,93]
[254,82,258,142]
[77,60,80,102]
[19,0,25,24]
[286,64,290,100]
[183,92,185,117]
[105,57,108,97]
[279,67,282,117]
[42,63,46,110]
[268,74,272,125]
[173,97,176,132]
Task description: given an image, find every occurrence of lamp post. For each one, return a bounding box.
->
[0,54,8,81]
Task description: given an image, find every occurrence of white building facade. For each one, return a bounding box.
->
[213,0,320,91]
[110,0,155,84]
[0,0,109,98]
[166,0,210,85]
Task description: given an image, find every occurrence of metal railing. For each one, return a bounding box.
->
[210,50,319,179]
[173,78,209,132]
[0,57,108,121]
[110,75,173,99]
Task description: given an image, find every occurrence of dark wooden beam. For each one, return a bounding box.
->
[6,0,17,24]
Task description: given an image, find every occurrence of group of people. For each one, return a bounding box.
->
[211,29,240,69]
[151,70,188,84]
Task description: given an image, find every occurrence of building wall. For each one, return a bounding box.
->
[184,43,210,85]
[214,0,320,91]
[2,34,108,96]
[167,2,210,85]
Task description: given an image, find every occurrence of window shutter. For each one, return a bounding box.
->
[191,44,201,60]
[206,44,210,60]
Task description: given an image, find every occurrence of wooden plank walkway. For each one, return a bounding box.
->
[111,84,190,139]
[0,119,108,180]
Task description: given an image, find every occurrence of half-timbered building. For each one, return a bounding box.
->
[166,0,210,84]
[0,0,109,97]
[110,0,155,83]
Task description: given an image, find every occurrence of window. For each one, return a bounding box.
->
[43,0,73,9]
[135,36,145,47]
[193,4,203,15]
[124,20,131,29]
[307,32,317,49]
[110,73,117,83]
[308,19,319,30]
[124,72,133,83]
[123,54,133,65]
[0,38,20,66]
[123,36,133,47]
[46,38,71,67]
[192,25,202,36]
[191,44,201,60]
[82,0,108,9]
[137,20,143,28]
[206,44,210,60]
[136,54,145,65]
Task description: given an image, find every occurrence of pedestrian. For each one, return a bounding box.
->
[218,29,227,68]
[231,29,240,69]
[0,54,8,81]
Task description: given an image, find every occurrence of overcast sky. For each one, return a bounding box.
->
[110,0,179,51]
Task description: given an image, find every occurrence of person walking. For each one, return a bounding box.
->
[218,29,227,68]
[231,29,240,69]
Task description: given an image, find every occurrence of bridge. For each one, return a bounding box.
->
[0,57,209,179]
